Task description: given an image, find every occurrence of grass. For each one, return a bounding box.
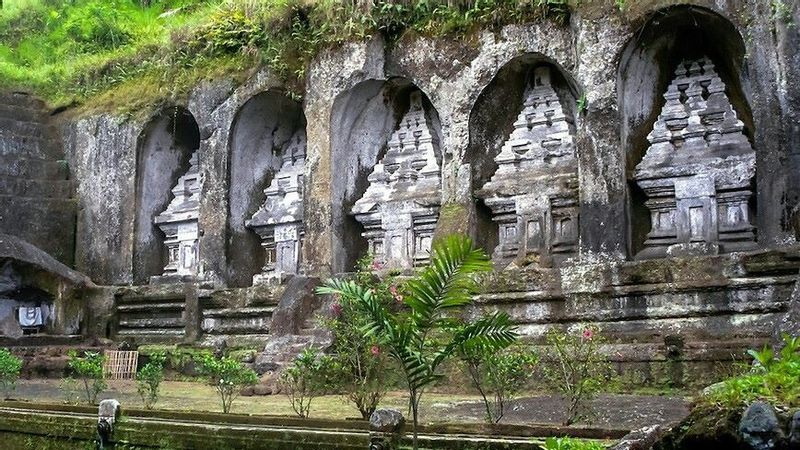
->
[0,0,573,116]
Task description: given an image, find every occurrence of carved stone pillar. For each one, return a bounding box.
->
[153,151,202,283]
[633,57,756,259]
[351,91,441,270]
[246,131,306,285]
[476,66,579,268]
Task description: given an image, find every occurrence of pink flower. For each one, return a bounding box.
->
[582,328,594,340]
[394,294,404,303]
[331,302,343,317]
[389,285,403,303]
[372,260,383,271]
[370,345,381,356]
[389,285,398,295]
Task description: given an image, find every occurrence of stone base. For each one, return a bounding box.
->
[666,242,720,257]
[149,274,196,285]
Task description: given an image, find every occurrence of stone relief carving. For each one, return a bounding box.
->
[477,66,579,268]
[634,57,757,258]
[351,91,441,270]
[153,150,202,281]
[246,131,306,284]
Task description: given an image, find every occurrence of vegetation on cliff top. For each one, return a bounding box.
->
[0,0,571,114]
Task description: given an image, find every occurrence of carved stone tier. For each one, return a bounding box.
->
[153,151,202,283]
[351,91,441,270]
[245,131,305,285]
[477,66,579,268]
[633,57,756,259]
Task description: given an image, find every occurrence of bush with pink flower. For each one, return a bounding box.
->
[541,324,612,425]
[317,253,401,419]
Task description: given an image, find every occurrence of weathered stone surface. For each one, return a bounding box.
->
[609,425,664,450]
[739,401,782,450]
[634,57,756,259]
[246,131,306,285]
[351,91,441,270]
[369,409,405,433]
[476,65,578,268]
[789,410,800,448]
[153,151,202,281]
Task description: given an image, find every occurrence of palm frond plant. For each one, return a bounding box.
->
[317,234,517,449]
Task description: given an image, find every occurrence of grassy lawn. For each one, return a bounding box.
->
[12,379,480,421]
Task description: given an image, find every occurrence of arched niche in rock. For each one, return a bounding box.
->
[226,91,306,287]
[467,54,580,268]
[619,5,756,259]
[133,106,200,285]
[330,78,443,273]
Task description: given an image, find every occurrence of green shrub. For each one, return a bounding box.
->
[541,325,611,425]
[702,333,800,409]
[136,352,166,409]
[280,348,339,419]
[0,348,22,400]
[67,350,107,405]
[459,342,537,424]
[318,254,398,419]
[541,436,605,450]
[196,352,258,414]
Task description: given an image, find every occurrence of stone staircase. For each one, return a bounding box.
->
[115,285,187,344]
[0,92,76,266]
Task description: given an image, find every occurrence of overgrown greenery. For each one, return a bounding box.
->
[318,234,517,450]
[702,333,800,409]
[541,325,611,426]
[196,352,258,413]
[318,254,398,419]
[540,436,605,450]
[459,342,537,424]
[0,348,22,400]
[280,348,339,418]
[136,352,166,409]
[0,0,572,112]
[66,350,107,404]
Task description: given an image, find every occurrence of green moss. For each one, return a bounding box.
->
[0,0,572,114]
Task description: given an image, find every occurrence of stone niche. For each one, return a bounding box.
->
[152,151,202,282]
[475,65,578,268]
[245,131,306,285]
[226,91,306,287]
[330,80,443,273]
[618,5,755,259]
[350,91,442,270]
[133,107,200,284]
[632,57,756,259]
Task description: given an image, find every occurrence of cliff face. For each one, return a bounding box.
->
[16,1,797,379]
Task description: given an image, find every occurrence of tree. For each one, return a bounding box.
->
[136,352,166,409]
[67,350,107,405]
[280,348,339,418]
[318,234,517,449]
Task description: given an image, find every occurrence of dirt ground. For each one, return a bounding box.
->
[8,379,690,430]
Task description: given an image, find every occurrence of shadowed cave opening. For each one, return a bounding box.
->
[226,91,306,287]
[330,78,443,274]
[133,106,200,284]
[619,5,755,258]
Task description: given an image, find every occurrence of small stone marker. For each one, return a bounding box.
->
[369,408,405,450]
[739,401,783,450]
[97,399,121,447]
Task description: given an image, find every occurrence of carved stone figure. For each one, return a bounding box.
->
[153,151,202,281]
[351,91,441,270]
[246,131,305,284]
[633,57,756,259]
[477,66,579,267]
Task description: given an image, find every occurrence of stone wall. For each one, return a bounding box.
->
[51,1,800,372]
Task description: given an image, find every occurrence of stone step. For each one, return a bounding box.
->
[199,334,271,348]
[202,306,275,319]
[0,103,49,123]
[0,91,48,111]
[118,317,185,329]
[0,135,61,160]
[0,176,73,199]
[116,301,185,312]
[116,329,186,345]
[0,117,54,140]
[0,156,68,179]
